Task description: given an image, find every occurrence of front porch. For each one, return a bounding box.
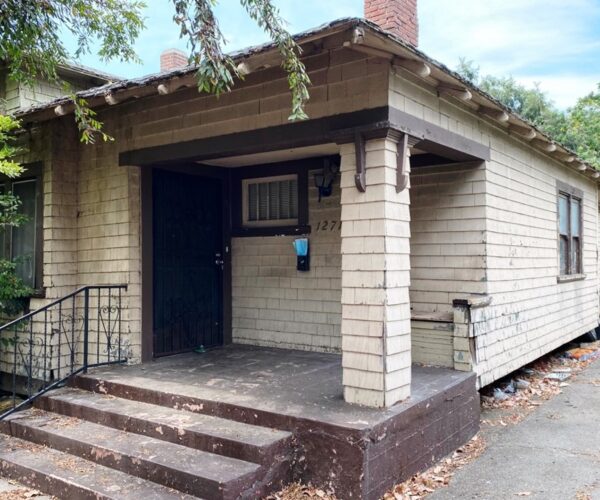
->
[73,344,478,499]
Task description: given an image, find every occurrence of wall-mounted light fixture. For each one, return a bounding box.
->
[314,159,340,202]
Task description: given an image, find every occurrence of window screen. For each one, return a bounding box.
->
[244,175,298,226]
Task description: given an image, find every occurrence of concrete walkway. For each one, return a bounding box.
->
[433,359,600,500]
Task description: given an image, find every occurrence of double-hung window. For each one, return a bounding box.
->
[558,185,583,276]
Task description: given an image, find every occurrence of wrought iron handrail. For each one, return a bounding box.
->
[0,284,128,420]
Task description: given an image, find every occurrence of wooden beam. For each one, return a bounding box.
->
[104,93,120,105]
[478,106,509,122]
[509,124,536,140]
[557,152,576,163]
[236,61,252,76]
[388,107,491,162]
[54,104,68,116]
[395,134,420,192]
[437,85,472,101]
[120,106,491,167]
[343,40,392,60]
[157,74,197,95]
[121,106,390,166]
[234,50,284,76]
[392,57,431,78]
[532,138,557,152]
[354,132,366,192]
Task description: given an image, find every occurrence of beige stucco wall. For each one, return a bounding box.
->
[232,171,342,352]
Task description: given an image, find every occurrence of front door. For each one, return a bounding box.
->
[152,169,223,357]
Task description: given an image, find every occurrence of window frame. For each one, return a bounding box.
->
[556,180,584,281]
[0,162,44,295]
[241,174,300,228]
[231,158,313,237]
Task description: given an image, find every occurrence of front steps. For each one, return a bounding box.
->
[0,387,293,499]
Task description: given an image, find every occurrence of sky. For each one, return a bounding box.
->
[65,0,600,109]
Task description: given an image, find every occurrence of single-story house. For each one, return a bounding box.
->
[0,0,597,498]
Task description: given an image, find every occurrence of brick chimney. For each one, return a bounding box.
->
[364,0,418,46]
[160,48,188,72]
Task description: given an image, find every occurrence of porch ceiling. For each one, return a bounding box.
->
[201,143,339,167]
[200,143,445,169]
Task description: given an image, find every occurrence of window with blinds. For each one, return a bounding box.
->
[243,174,299,226]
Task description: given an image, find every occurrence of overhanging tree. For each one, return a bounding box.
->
[0,115,32,314]
[0,0,311,310]
[0,0,310,143]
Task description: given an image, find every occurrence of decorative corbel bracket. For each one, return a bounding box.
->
[354,132,366,192]
[396,133,419,193]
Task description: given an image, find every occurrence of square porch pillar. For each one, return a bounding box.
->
[340,135,412,407]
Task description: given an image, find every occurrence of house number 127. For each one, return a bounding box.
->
[316,220,342,231]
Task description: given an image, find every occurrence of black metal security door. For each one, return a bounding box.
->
[153,169,223,357]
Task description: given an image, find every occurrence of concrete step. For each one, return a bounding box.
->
[0,434,199,500]
[38,387,292,465]
[2,410,265,500]
[72,372,287,429]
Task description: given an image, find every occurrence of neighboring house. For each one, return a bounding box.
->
[0,1,598,498]
[0,63,116,290]
[0,62,116,114]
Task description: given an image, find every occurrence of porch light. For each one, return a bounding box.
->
[314,159,340,202]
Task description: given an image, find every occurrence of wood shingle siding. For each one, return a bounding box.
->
[232,172,342,352]
[391,68,599,387]
[411,319,453,367]
[13,38,599,392]
[478,147,597,386]
[115,49,389,155]
[410,162,487,314]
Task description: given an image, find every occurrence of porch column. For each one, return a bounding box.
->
[340,135,412,407]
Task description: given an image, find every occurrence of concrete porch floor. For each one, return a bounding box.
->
[73,344,479,499]
[81,344,472,428]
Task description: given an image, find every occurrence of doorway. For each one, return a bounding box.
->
[152,169,224,357]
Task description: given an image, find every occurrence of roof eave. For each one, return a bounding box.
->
[14,17,599,181]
